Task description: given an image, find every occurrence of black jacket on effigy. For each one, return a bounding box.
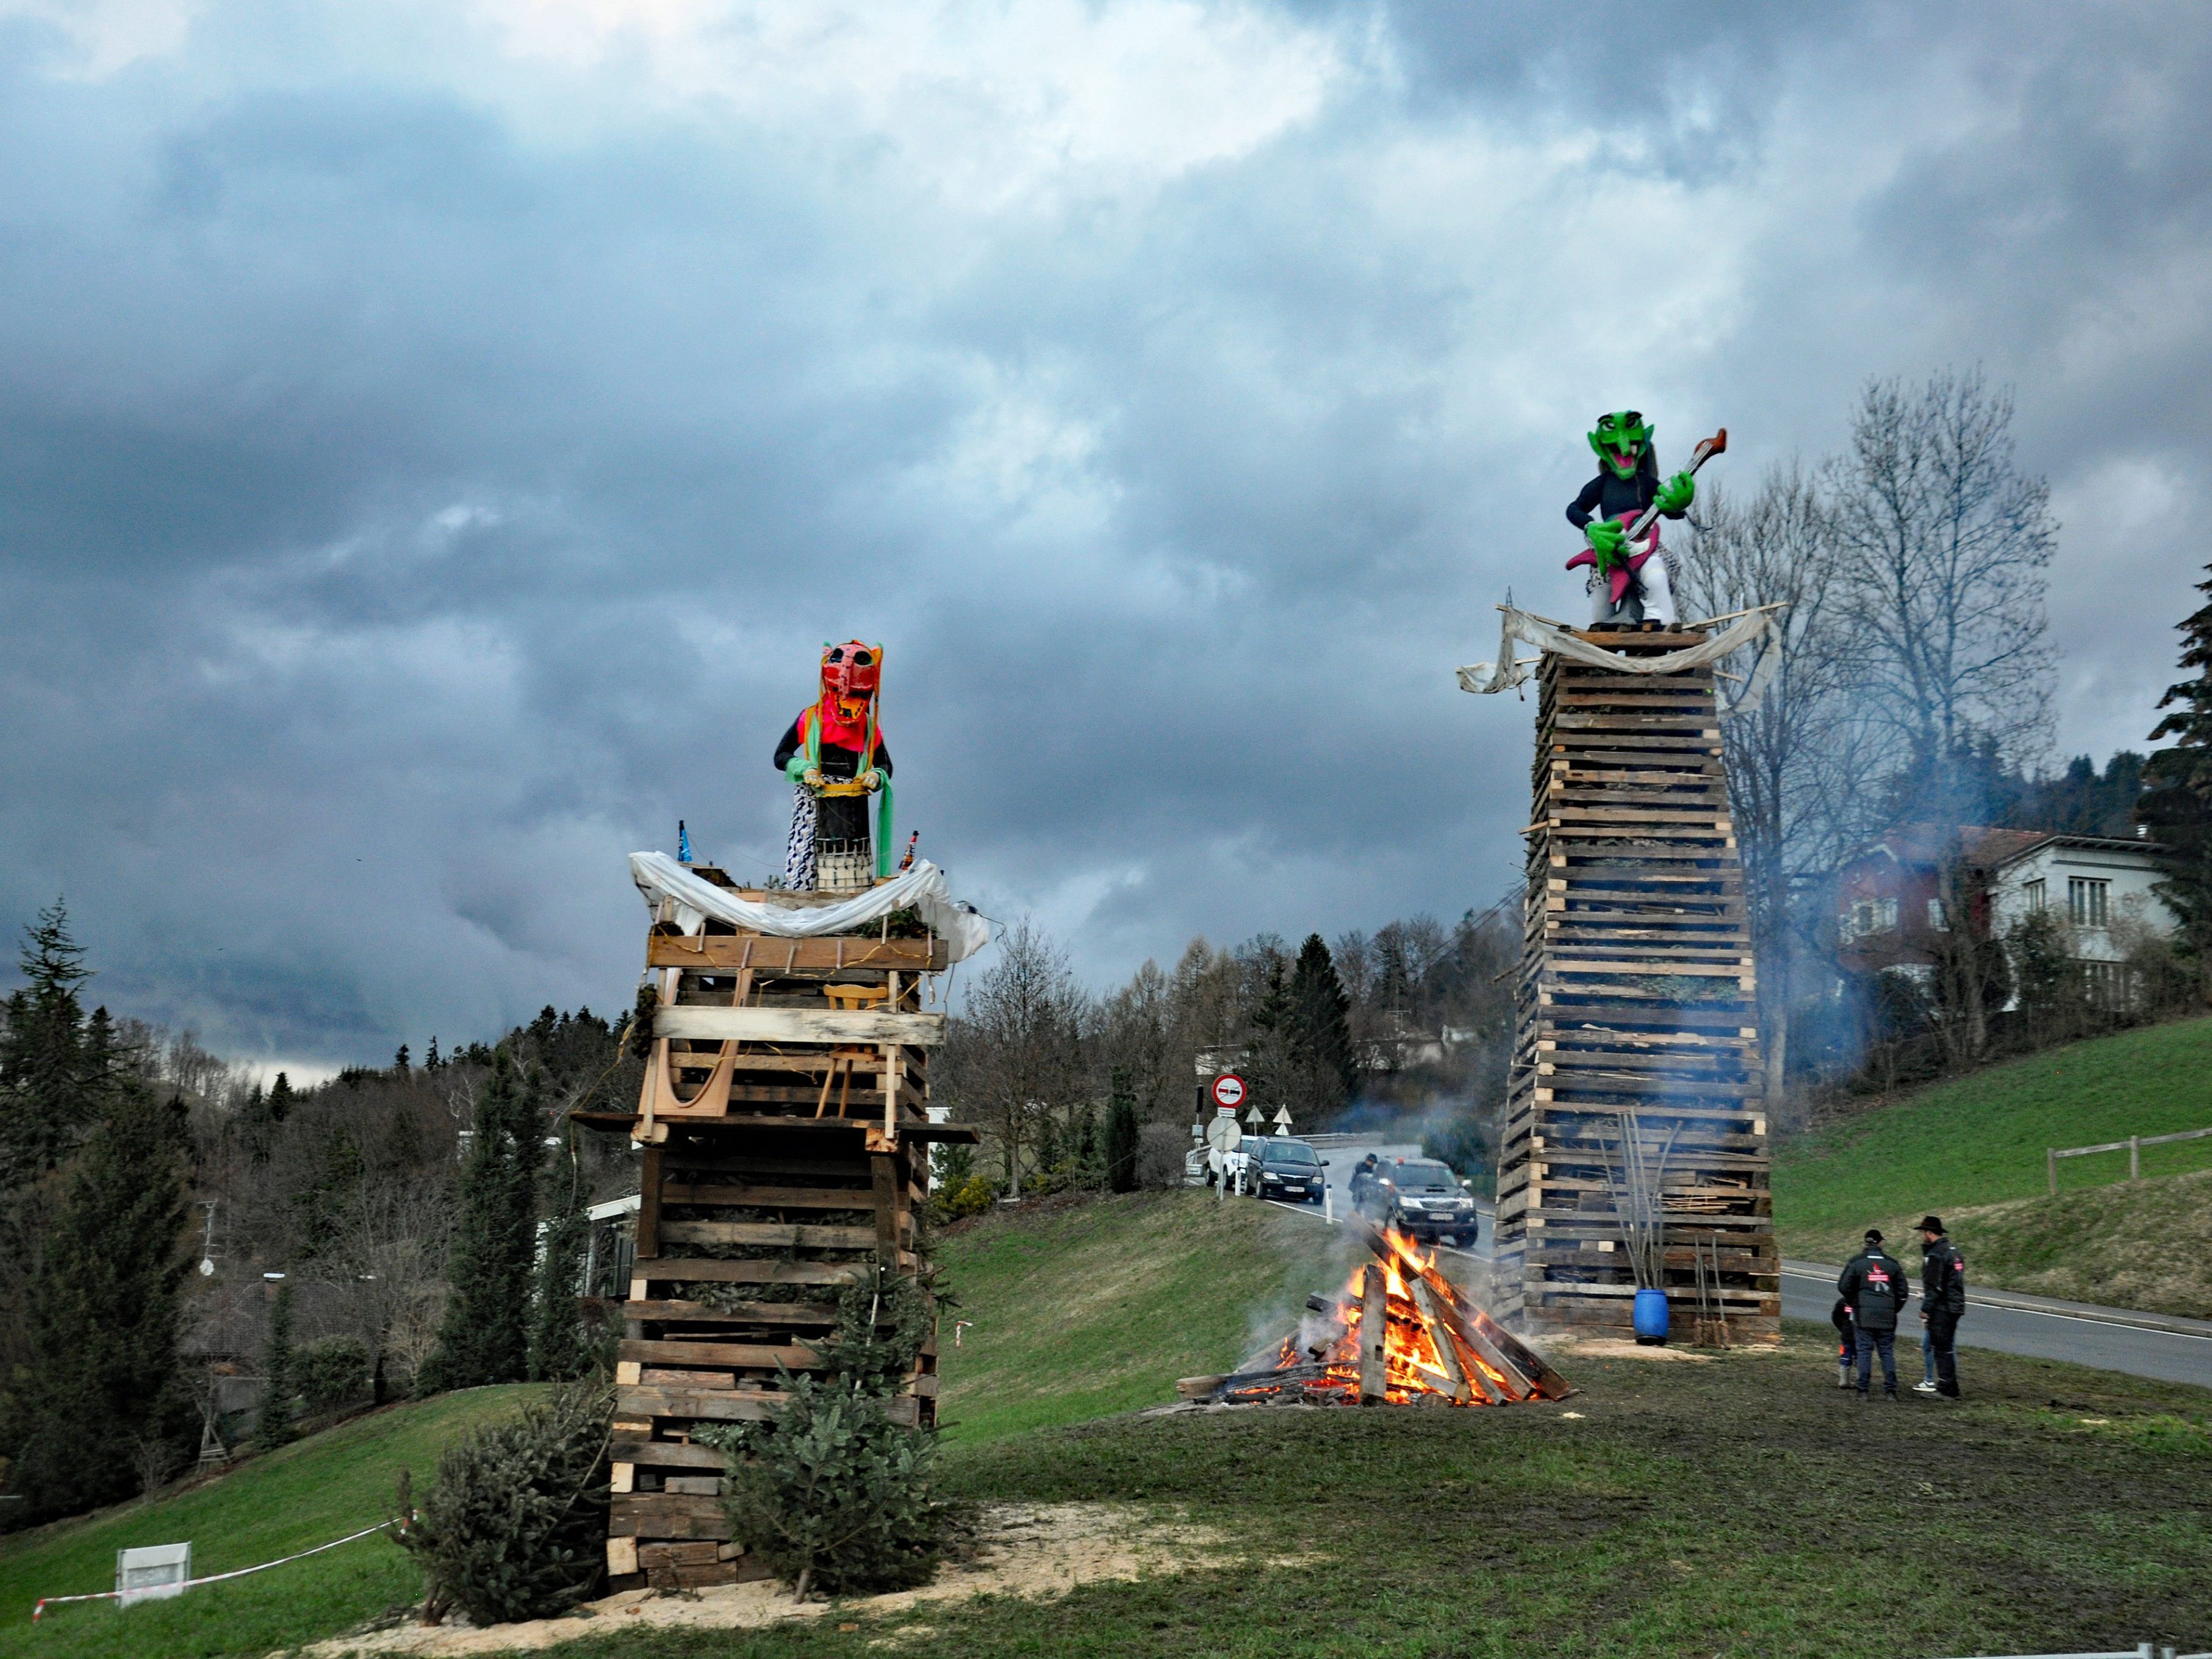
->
[1565,450,1688,532]
[1838,1247,1911,1333]
[1922,1238,1967,1319]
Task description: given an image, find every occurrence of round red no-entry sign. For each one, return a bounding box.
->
[1210,1073,1246,1109]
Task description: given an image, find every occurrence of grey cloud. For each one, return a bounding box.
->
[1,1,2207,1062]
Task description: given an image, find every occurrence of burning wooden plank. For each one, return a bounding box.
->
[1190,1222,1570,1409]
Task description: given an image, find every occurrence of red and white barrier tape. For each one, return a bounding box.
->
[32,1519,394,1621]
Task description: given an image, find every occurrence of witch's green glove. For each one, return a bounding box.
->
[1654,470,1695,514]
[1584,520,1628,564]
[785,754,812,784]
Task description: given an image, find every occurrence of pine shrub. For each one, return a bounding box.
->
[295,1335,372,1411]
[698,1270,956,1602]
[256,1284,299,1447]
[397,1380,611,1625]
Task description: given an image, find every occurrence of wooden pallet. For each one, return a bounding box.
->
[581,885,979,1592]
[1492,634,1781,1342]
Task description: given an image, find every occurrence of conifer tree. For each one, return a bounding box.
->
[0,900,97,1186]
[420,1052,543,1391]
[2141,562,2212,998]
[257,1283,299,1447]
[5,1081,192,1519]
[265,1070,295,1123]
[1103,1067,1140,1193]
[528,1165,594,1383]
[1286,934,1355,1121]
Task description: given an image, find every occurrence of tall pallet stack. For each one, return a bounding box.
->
[575,869,975,1594]
[1492,632,1780,1341]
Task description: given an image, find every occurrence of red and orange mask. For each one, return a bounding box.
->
[814,640,882,748]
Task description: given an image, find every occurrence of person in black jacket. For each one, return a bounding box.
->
[1837,1228,1909,1399]
[1917,1215,1966,1399]
[1829,1296,1858,1390]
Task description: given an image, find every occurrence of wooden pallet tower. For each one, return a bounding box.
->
[1492,631,1780,1342]
[576,868,976,1594]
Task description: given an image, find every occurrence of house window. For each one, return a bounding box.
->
[2068,877,2110,927]
[2081,959,2130,1011]
[2022,878,2047,912]
[1927,898,1948,931]
[1842,896,1900,942]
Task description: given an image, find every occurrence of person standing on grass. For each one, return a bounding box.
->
[1830,1295,1858,1390]
[1837,1229,1909,1399]
[1916,1216,1966,1399]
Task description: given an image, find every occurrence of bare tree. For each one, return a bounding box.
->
[315,1177,457,1395]
[1679,465,1865,1101]
[942,920,1088,1196]
[1826,368,2058,792]
[1825,370,2058,1064]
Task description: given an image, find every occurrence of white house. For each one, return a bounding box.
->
[1982,832,2177,1006]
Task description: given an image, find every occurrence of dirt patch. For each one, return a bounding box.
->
[1542,1338,1712,1363]
[301,1502,1238,1657]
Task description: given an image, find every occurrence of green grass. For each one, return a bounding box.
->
[933,1191,1352,1443]
[1931,1167,2212,1319]
[525,1321,2212,1659]
[1773,1014,2212,1266]
[0,1386,539,1659]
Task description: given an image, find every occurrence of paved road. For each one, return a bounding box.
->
[1781,1263,2212,1389]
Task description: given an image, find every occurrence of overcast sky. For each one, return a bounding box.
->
[1,0,2204,1072]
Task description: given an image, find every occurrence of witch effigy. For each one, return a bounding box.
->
[1564,410,1700,631]
[774,640,893,892]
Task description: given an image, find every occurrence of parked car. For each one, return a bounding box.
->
[1247,1137,1329,1204]
[1357,1156,1479,1245]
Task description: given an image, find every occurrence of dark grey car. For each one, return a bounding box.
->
[1248,1137,1329,1204]
[1357,1156,1479,1244]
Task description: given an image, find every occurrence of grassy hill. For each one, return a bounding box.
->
[934,1190,1352,1442]
[529,1191,2212,1659]
[0,1385,535,1659]
[1772,1016,2212,1305]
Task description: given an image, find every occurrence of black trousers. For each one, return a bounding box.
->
[1925,1310,1961,1397]
[1855,1326,1897,1393]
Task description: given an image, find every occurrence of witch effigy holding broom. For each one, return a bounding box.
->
[773,640,893,892]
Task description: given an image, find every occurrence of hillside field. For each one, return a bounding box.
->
[1772,1016,2212,1311]
[0,1386,535,1659]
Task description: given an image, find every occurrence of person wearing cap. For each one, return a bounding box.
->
[1837,1228,1909,1399]
[1917,1215,1966,1399]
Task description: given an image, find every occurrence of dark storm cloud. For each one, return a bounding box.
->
[0,0,2205,1066]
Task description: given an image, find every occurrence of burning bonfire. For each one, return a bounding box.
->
[1185,1220,1570,1408]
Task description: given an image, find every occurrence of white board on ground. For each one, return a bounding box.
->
[117,1543,190,1606]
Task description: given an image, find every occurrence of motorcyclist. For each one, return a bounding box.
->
[1349,1152,1379,1208]
[1837,1228,1910,1399]
[1917,1216,1966,1400]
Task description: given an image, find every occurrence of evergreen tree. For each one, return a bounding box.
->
[0,900,97,1186]
[2141,557,2212,997]
[1285,933,1354,1122]
[1103,1067,1140,1193]
[528,1164,594,1382]
[257,1282,299,1447]
[4,1081,192,1519]
[420,1052,544,1391]
[265,1070,295,1123]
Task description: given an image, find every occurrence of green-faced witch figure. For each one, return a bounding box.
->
[1564,410,1697,631]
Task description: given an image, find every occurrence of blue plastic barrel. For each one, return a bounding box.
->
[1632,1286,1670,1345]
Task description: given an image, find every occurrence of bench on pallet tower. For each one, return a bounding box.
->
[574,857,983,1593]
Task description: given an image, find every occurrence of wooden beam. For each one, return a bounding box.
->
[653,1007,946,1047]
[1357,1264,1388,1405]
[647,934,947,973]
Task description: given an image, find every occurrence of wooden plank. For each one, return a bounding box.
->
[654,1007,946,1047]
[658,1182,874,1209]
[609,1438,729,1471]
[624,1300,846,1327]
[621,1338,821,1369]
[658,1220,878,1250]
[634,1258,867,1287]
[1357,1264,1388,1405]
[636,1147,663,1258]
[648,934,947,973]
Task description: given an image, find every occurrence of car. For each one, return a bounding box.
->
[1246,1136,1329,1203]
[1357,1156,1480,1245]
